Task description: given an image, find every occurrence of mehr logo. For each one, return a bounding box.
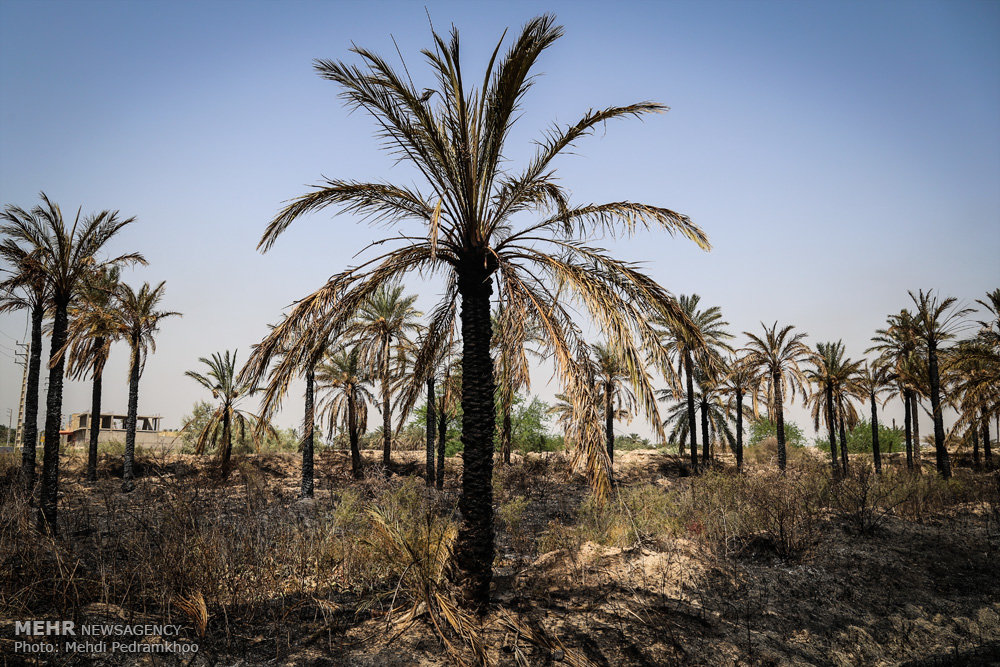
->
[15,621,76,636]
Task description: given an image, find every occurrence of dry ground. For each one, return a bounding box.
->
[1,445,999,666]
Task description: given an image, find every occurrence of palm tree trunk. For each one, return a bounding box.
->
[436,410,447,489]
[301,366,315,498]
[926,342,951,478]
[903,390,913,470]
[773,370,787,471]
[501,404,512,466]
[426,375,436,485]
[381,372,392,468]
[838,407,848,475]
[685,351,698,473]
[86,346,104,483]
[982,414,992,469]
[826,383,838,477]
[349,392,361,479]
[605,382,614,466]
[735,389,744,472]
[39,298,69,531]
[870,393,881,473]
[455,267,496,612]
[21,302,43,497]
[700,398,710,464]
[911,393,921,468]
[971,425,980,470]
[220,407,232,471]
[122,334,141,492]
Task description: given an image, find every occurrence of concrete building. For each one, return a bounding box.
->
[62,413,182,451]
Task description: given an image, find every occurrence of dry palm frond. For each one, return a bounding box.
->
[367,506,486,666]
[497,610,596,667]
[174,591,208,637]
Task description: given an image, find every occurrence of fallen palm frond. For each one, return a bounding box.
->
[498,610,596,667]
[174,590,208,637]
[368,506,486,666]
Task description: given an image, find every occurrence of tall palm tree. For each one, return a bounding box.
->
[870,310,921,470]
[316,345,375,479]
[185,350,274,470]
[117,281,179,491]
[592,342,637,474]
[661,379,734,458]
[655,294,732,471]
[1,194,141,530]
[806,341,861,477]
[908,289,973,478]
[62,266,122,482]
[854,362,895,473]
[250,319,334,498]
[719,355,756,472]
[253,16,708,608]
[0,205,50,496]
[350,283,421,468]
[741,322,811,471]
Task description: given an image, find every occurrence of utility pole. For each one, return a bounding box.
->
[5,408,11,447]
[14,341,28,450]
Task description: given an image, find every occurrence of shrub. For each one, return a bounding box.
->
[747,418,806,448]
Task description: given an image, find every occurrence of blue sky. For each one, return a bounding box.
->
[1,0,997,441]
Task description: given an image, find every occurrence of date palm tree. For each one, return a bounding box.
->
[870,310,921,470]
[593,342,637,475]
[62,266,122,482]
[655,294,732,471]
[719,355,756,472]
[854,362,895,473]
[661,375,734,459]
[741,322,811,471]
[252,16,708,608]
[350,283,421,468]
[117,281,179,491]
[806,341,861,477]
[1,194,142,530]
[908,289,973,478]
[0,205,50,495]
[316,345,376,479]
[185,350,274,472]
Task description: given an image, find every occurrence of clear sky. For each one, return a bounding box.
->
[1,0,998,442]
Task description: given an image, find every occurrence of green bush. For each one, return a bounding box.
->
[815,420,904,454]
[747,417,806,448]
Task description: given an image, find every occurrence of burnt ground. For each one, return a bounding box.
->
[1,447,998,666]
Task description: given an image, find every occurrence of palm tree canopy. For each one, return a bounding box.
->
[117,281,181,373]
[316,345,376,439]
[61,266,122,380]
[252,16,710,486]
[184,350,274,456]
[0,193,144,306]
[741,322,811,418]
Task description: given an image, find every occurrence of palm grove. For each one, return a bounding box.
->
[2,16,998,616]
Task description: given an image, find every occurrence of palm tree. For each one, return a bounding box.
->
[741,322,811,471]
[316,345,375,479]
[62,266,122,482]
[854,362,894,473]
[1,194,141,530]
[493,308,547,466]
[870,310,921,470]
[254,16,708,608]
[655,294,732,471]
[350,283,421,468]
[806,341,861,477]
[661,379,734,458]
[185,350,274,470]
[249,319,334,498]
[592,342,637,474]
[117,281,179,491]
[0,204,50,496]
[719,355,756,472]
[908,290,973,478]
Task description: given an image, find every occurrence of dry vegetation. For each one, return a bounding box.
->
[2,446,999,666]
